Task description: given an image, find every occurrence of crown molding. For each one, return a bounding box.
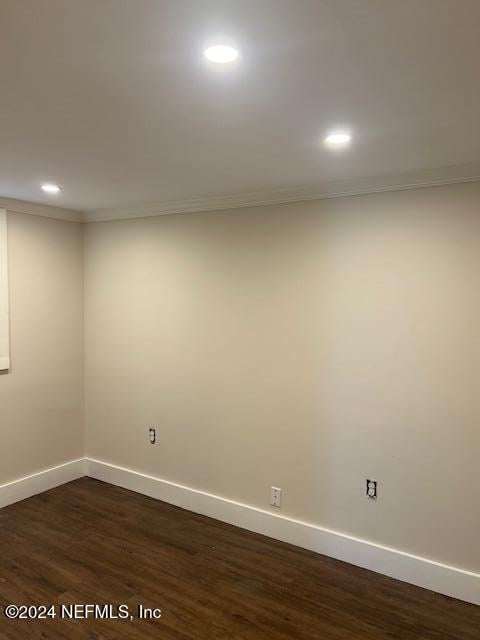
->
[84,162,480,223]
[4,162,480,224]
[0,197,83,222]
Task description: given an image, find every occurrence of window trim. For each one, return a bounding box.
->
[0,209,10,371]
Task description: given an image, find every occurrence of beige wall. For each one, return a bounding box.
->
[1,184,477,577]
[84,181,479,573]
[0,212,84,483]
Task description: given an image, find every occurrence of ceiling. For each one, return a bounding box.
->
[1,0,480,216]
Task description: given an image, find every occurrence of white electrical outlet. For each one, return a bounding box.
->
[270,486,282,508]
[366,479,377,499]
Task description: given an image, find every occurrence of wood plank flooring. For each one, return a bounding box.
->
[0,477,477,639]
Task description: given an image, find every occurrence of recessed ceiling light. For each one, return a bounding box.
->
[204,45,239,64]
[324,130,352,150]
[41,183,61,194]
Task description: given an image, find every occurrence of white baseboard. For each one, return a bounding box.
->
[0,458,87,509]
[1,457,477,606]
[86,457,479,606]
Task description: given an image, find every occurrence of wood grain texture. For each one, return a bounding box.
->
[0,478,477,639]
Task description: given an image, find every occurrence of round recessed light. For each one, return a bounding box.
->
[324,130,352,149]
[204,44,239,64]
[41,183,61,194]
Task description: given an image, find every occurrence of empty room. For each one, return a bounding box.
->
[0,1,479,638]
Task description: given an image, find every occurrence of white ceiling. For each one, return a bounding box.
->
[1,0,480,215]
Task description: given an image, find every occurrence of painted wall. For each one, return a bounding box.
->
[0,212,84,483]
[84,181,480,574]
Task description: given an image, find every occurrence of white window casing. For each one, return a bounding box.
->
[0,210,10,371]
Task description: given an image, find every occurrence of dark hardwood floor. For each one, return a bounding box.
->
[0,478,477,639]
